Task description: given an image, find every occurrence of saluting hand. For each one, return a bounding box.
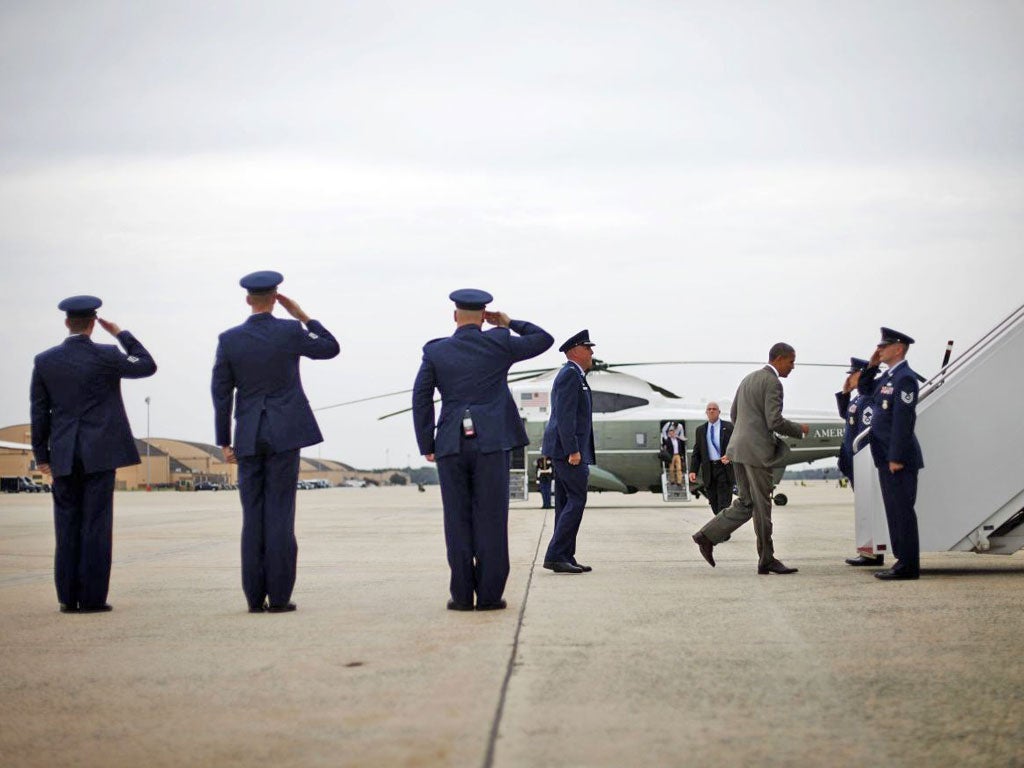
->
[276,293,311,324]
[97,317,122,336]
[483,311,510,328]
[869,349,882,367]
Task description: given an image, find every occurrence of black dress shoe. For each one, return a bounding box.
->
[59,603,79,614]
[874,569,919,581]
[757,560,798,575]
[267,602,297,613]
[543,561,584,573]
[692,532,715,567]
[572,562,593,572]
[476,599,507,611]
[447,599,474,611]
[78,604,113,613]
[845,554,885,566]
[248,604,267,613]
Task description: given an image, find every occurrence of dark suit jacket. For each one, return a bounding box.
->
[541,362,596,464]
[412,320,553,459]
[212,313,340,457]
[31,331,157,477]
[690,420,734,487]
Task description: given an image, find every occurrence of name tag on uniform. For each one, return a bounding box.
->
[308,332,319,339]
[127,356,140,363]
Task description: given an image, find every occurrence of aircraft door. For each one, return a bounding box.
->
[509,421,528,502]
[659,420,691,502]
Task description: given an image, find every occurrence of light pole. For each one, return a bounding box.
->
[145,396,151,491]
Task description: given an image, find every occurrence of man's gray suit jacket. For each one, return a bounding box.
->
[726,365,804,467]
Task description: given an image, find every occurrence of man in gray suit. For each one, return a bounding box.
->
[691,343,809,574]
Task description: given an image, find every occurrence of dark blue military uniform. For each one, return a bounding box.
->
[542,330,596,570]
[30,295,157,612]
[212,272,339,611]
[836,356,870,488]
[412,289,553,610]
[858,328,925,579]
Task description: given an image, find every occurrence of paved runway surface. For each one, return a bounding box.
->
[1,484,1022,768]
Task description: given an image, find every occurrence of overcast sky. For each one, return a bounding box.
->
[2,0,1022,469]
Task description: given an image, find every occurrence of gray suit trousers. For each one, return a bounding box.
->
[698,461,776,568]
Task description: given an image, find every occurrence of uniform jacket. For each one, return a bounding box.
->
[413,320,553,459]
[858,361,924,470]
[541,362,596,464]
[835,390,869,479]
[31,331,157,477]
[690,420,735,487]
[212,313,340,457]
[726,365,804,467]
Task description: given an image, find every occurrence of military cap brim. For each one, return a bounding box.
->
[846,356,869,374]
[58,295,102,318]
[449,288,493,310]
[240,270,284,293]
[559,329,596,353]
[878,326,915,346]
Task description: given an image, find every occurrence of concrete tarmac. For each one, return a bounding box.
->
[1,484,1022,768]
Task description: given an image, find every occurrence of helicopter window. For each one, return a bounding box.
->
[590,391,650,413]
[635,433,647,446]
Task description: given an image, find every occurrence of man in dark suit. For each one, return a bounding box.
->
[688,402,735,515]
[31,295,157,613]
[413,289,553,611]
[857,328,925,581]
[691,343,808,574]
[542,330,597,575]
[212,271,340,613]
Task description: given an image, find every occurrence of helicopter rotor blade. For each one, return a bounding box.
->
[597,360,847,369]
[313,388,414,412]
[377,402,430,421]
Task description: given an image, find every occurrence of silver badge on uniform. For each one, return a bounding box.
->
[127,355,139,363]
[882,400,888,410]
[308,332,319,339]
[900,390,915,404]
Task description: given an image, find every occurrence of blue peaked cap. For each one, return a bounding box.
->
[878,327,915,346]
[58,295,102,318]
[240,270,284,293]
[559,329,596,353]
[449,288,492,310]
[846,357,869,373]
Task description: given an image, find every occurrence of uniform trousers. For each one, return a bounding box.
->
[698,461,777,569]
[237,447,301,610]
[544,459,589,564]
[52,464,116,609]
[538,477,553,508]
[878,467,920,575]
[704,460,734,515]
[436,439,511,607]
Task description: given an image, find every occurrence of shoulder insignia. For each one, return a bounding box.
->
[900,390,915,405]
[127,355,140,363]
[862,405,873,425]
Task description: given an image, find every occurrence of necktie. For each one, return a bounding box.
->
[710,423,720,454]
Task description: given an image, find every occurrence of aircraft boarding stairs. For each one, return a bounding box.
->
[853,303,1024,558]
